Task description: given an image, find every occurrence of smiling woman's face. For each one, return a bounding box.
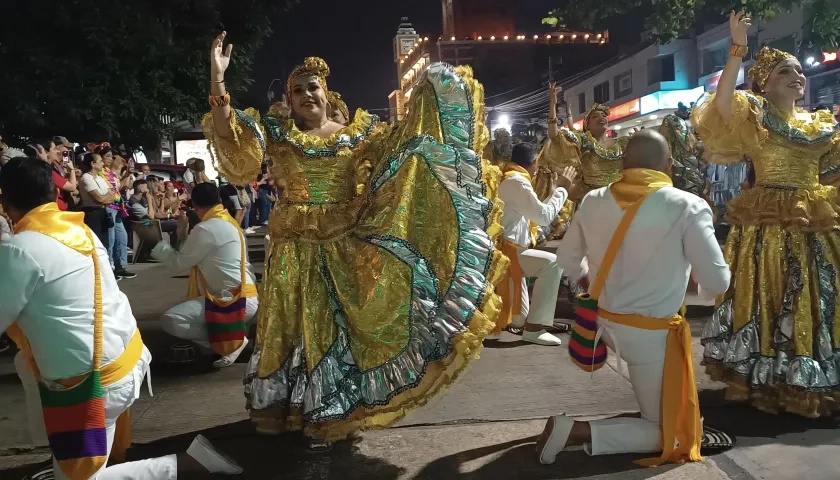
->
[290,75,328,123]
[765,58,806,102]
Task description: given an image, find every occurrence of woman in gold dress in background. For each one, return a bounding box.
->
[203,33,506,446]
[532,84,627,241]
[695,11,840,418]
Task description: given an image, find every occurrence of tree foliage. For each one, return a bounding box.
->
[543,0,840,52]
[0,0,294,150]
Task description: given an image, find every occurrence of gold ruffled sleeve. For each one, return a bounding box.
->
[201,108,266,186]
[691,91,768,165]
[533,129,583,200]
[820,134,840,188]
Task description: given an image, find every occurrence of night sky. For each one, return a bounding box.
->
[245,0,564,114]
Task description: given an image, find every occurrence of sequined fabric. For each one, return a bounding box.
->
[659,114,705,197]
[204,64,507,440]
[531,129,626,242]
[694,91,840,417]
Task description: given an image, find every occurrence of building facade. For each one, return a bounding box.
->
[562,7,817,136]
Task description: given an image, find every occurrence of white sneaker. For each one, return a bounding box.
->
[244,227,257,234]
[213,337,249,368]
[186,434,243,475]
[522,330,562,346]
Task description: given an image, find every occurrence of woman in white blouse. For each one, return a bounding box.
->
[79,152,116,246]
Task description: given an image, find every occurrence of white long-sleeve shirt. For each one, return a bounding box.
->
[0,231,147,380]
[556,186,730,318]
[152,217,256,297]
[499,173,567,247]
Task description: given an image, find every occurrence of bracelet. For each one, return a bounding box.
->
[729,44,749,58]
[208,92,231,108]
[547,118,558,125]
[211,79,225,84]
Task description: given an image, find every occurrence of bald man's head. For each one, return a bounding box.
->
[622,129,671,172]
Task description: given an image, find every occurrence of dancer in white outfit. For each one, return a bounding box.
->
[496,142,574,346]
[0,158,242,479]
[153,183,259,368]
[538,131,731,465]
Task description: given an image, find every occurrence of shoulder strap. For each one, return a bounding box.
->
[589,197,647,299]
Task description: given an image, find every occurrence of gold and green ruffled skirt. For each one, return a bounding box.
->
[702,185,840,417]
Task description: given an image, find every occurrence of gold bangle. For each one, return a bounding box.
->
[547,118,558,125]
[729,44,748,58]
[208,92,231,108]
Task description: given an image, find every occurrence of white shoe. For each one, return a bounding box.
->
[187,434,243,475]
[536,415,579,465]
[522,330,562,346]
[244,227,257,234]
[213,337,249,368]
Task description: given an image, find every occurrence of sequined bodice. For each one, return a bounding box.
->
[752,132,823,189]
[581,151,623,187]
[277,154,359,204]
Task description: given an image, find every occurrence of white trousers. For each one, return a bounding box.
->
[18,351,179,479]
[511,249,563,328]
[586,319,668,456]
[161,296,259,348]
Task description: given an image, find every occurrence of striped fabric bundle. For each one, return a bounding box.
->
[204,296,247,355]
[568,294,608,372]
[40,372,108,476]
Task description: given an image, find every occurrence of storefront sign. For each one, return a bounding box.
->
[824,51,838,63]
[571,98,639,130]
[640,87,704,115]
[704,67,745,92]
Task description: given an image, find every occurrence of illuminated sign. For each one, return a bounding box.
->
[704,67,745,92]
[824,51,838,63]
[640,87,704,115]
[571,98,640,130]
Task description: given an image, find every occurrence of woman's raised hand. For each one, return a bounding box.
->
[210,32,234,81]
[729,9,751,47]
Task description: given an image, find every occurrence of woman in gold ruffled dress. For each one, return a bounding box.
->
[532,83,627,241]
[695,10,840,418]
[203,33,506,446]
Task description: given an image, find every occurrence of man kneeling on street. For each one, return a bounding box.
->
[537,130,731,465]
[153,182,259,368]
[0,157,242,479]
[497,142,575,346]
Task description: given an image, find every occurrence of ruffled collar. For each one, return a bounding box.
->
[266,108,379,157]
[753,94,839,145]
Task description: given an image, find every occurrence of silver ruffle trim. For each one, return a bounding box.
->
[702,232,840,392]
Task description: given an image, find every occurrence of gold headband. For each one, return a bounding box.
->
[287,57,331,94]
[327,91,349,120]
[748,46,795,88]
[583,104,610,131]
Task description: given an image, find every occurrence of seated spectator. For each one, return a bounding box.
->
[128,179,179,248]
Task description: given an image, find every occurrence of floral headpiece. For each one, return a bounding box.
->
[287,57,331,94]
[327,91,349,120]
[583,104,610,131]
[88,142,111,153]
[748,46,795,89]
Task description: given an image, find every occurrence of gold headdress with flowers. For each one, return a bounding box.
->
[583,104,610,131]
[748,46,795,89]
[326,91,349,121]
[287,57,331,94]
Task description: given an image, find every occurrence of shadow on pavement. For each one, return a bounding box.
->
[699,389,840,446]
[125,421,406,480]
[413,436,678,479]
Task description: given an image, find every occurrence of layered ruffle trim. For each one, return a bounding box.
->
[702,297,840,418]
[725,185,840,232]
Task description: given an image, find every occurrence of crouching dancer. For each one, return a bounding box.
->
[538,130,731,465]
[0,158,242,479]
[153,183,259,368]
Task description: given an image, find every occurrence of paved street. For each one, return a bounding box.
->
[1,262,838,479]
